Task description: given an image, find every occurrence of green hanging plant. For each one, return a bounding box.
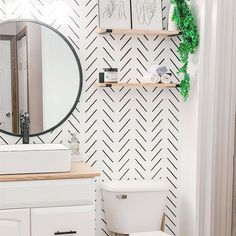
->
[170,0,199,100]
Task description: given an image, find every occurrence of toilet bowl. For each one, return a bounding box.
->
[101,180,171,236]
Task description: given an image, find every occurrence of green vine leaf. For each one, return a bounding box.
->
[170,0,199,101]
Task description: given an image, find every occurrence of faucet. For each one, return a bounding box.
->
[20,112,30,144]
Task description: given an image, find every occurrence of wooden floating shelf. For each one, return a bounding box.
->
[95,28,180,36]
[96,82,180,88]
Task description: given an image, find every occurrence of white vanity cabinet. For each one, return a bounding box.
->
[31,205,95,236]
[0,163,100,236]
[0,209,30,236]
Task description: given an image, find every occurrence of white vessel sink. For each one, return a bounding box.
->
[0,144,71,174]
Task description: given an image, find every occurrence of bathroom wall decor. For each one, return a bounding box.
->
[98,0,132,29]
[169,0,199,100]
[131,0,163,30]
[0,20,83,137]
[0,0,181,236]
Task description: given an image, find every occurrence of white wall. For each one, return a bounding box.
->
[16,22,44,133]
[177,0,203,234]
[41,27,79,130]
[0,1,202,236]
[178,83,198,235]
[0,23,16,35]
[0,41,12,132]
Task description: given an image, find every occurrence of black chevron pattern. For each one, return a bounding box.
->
[0,0,181,235]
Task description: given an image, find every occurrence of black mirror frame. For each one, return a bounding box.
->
[0,19,83,137]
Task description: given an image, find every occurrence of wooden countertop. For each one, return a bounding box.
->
[0,163,100,182]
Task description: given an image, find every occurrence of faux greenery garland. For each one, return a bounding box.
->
[170,0,199,100]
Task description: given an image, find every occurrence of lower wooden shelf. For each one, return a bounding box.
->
[96,82,180,88]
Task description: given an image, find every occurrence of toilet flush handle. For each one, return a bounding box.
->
[116,194,128,199]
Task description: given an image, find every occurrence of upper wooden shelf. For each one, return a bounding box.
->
[95,28,180,36]
[96,82,180,88]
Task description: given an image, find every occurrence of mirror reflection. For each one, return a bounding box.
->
[0,21,82,136]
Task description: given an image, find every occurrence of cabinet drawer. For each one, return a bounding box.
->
[0,179,95,209]
[31,205,95,236]
[0,209,30,236]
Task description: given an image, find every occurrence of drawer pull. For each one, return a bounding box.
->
[54,231,77,235]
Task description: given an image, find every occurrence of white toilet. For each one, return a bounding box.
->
[101,180,171,236]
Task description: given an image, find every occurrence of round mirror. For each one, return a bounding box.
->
[0,20,83,137]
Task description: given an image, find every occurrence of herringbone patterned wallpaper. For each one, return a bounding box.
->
[0,0,182,235]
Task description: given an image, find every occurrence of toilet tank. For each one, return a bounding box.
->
[101,180,168,234]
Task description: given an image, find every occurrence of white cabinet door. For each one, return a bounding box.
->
[31,205,95,236]
[0,209,30,236]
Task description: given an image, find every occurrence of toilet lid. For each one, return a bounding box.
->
[129,231,170,236]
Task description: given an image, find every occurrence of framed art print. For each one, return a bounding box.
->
[131,0,163,30]
[98,0,132,29]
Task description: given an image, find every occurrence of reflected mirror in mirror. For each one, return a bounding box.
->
[0,20,82,136]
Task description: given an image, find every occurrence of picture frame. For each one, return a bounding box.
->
[98,0,132,29]
[131,0,163,30]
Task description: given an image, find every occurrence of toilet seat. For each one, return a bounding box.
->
[130,231,170,236]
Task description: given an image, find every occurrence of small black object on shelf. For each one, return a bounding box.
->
[99,72,104,83]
